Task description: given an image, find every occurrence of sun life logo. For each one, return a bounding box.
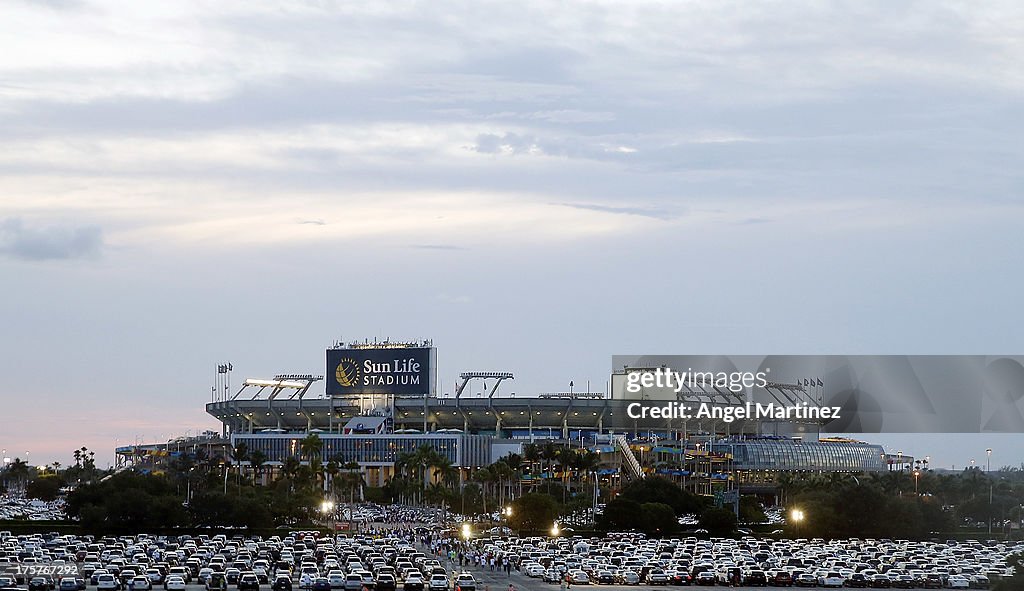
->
[335,357,360,387]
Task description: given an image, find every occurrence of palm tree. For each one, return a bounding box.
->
[472,466,496,512]
[229,442,249,491]
[541,441,559,493]
[7,458,30,486]
[433,456,459,488]
[248,450,267,486]
[325,459,341,495]
[300,434,323,462]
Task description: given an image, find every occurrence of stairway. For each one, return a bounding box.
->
[613,434,644,481]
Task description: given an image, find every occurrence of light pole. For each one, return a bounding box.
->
[913,470,920,496]
[186,466,197,505]
[790,508,805,538]
[321,500,336,531]
[987,448,993,535]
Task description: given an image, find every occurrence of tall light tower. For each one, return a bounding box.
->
[986,448,993,535]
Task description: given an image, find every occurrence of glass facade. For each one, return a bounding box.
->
[713,439,886,472]
[232,433,493,467]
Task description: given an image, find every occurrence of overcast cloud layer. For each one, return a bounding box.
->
[1,0,1022,468]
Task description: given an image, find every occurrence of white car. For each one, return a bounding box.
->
[328,574,346,589]
[165,576,187,591]
[428,575,448,591]
[947,576,970,589]
[97,574,120,591]
[133,577,154,591]
[525,564,545,578]
[819,573,845,588]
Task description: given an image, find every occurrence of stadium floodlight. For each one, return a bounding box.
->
[245,379,281,387]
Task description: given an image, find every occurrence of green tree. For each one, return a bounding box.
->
[699,507,738,537]
[510,492,560,533]
[25,476,62,501]
[599,498,642,531]
[248,450,267,486]
[620,476,704,515]
[996,553,1024,591]
[639,502,679,536]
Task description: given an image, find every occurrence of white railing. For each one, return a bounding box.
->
[613,434,644,480]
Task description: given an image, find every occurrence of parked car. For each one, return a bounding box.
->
[746,572,769,587]
[238,574,260,591]
[647,570,669,586]
[428,575,448,591]
[403,573,425,591]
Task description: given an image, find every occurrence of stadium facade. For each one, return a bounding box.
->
[120,340,899,494]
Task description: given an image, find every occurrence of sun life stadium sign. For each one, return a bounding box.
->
[326,347,433,396]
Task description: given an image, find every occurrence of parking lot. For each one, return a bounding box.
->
[1,506,1020,591]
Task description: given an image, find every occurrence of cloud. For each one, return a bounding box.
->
[436,293,472,304]
[0,217,103,261]
[409,244,466,251]
[557,202,679,221]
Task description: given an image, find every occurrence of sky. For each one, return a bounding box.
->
[1,0,1022,470]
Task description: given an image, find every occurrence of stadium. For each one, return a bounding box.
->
[117,340,904,499]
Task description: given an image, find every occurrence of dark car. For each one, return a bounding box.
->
[892,576,916,589]
[273,577,293,591]
[238,574,261,591]
[29,578,52,591]
[870,576,892,589]
[847,575,869,588]
[774,573,794,587]
[921,576,942,590]
[312,580,332,591]
[208,574,229,591]
[376,576,396,591]
[595,572,615,585]
[670,572,692,586]
[746,572,769,587]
